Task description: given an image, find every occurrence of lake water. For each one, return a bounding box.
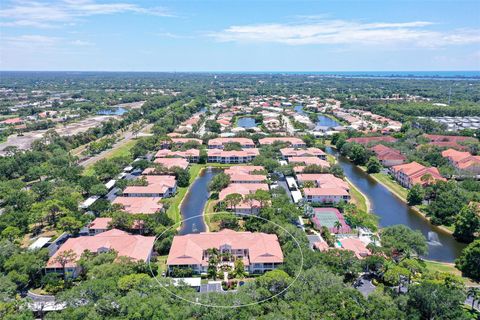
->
[179,168,221,235]
[326,147,466,262]
[295,105,341,128]
[316,115,341,128]
[97,107,128,115]
[237,117,257,128]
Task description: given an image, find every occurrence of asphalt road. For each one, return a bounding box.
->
[78,123,152,168]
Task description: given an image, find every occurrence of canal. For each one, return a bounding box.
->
[326,147,466,262]
[178,167,221,235]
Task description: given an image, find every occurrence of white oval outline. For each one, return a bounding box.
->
[148,212,304,308]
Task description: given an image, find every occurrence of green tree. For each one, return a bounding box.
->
[117,273,151,292]
[224,193,243,212]
[232,259,246,278]
[453,203,480,243]
[366,156,382,173]
[172,167,190,188]
[427,183,468,226]
[1,226,21,242]
[255,269,291,296]
[329,164,345,178]
[208,172,230,192]
[406,282,466,320]
[407,184,425,206]
[380,225,428,258]
[455,239,480,281]
[253,189,271,209]
[58,216,84,235]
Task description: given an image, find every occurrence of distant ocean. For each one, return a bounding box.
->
[216,71,480,80]
[1,70,479,80]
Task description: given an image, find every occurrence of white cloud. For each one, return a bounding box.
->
[154,32,194,39]
[2,35,61,49]
[70,39,93,46]
[0,0,174,28]
[209,19,480,48]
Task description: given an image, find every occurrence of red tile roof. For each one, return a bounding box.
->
[339,238,370,259]
[370,144,406,161]
[170,138,202,145]
[208,137,255,147]
[1,117,23,125]
[47,229,155,268]
[391,161,446,185]
[112,197,163,214]
[153,157,189,169]
[88,217,112,230]
[167,229,283,266]
[280,147,326,157]
[124,175,176,195]
[258,137,305,146]
[155,149,199,159]
[424,134,475,143]
[346,136,397,145]
[304,187,349,196]
[207,148,259,157]
[442,148,480,171]
[296,174,349,190]
[288,157,330,167]
[224,165,265,175]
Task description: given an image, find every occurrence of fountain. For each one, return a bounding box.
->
[427,231,442,246]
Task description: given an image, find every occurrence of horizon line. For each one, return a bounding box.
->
[1,70,479,73]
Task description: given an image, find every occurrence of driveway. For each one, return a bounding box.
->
[354,274,377,297]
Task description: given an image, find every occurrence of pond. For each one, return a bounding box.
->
[316,115,341,128]
[326,147,466,262]
[97,107,128,115]
[237,117,257,128]
[178,168,221,235]
[295,105,341,128]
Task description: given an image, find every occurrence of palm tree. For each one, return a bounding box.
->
[206,248,219,280]
[334,220,342,234]
[420,173,434,186]
[467,287,480,311]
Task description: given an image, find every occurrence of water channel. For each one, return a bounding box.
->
[178,168,221,235]
[327,146,466,262]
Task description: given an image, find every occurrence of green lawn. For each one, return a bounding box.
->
[156,255,168,275]
[347,181,368,212]
[82,139,137,176]
[165,186,188,224]
[101,139,137,159]
[371,172,409,200]
[422,260,477,286]
[326,154,336,166]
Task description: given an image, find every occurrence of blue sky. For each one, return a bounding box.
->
[1,0,479,71]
